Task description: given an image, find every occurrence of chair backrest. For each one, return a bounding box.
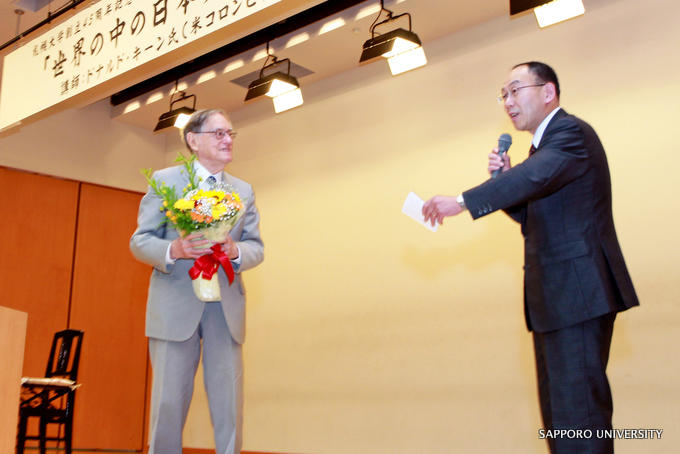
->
[45,329,84,382]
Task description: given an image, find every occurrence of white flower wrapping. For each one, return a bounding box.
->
[188,209,244,301]
[181,184,245,302]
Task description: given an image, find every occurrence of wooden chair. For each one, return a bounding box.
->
[16,329,84,454]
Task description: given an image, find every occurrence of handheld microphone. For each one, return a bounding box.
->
[491,133,512,178]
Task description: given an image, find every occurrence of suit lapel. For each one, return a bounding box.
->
[221,171,246,232]
[536,108,568,150]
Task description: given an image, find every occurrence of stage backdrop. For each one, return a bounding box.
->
[175,0,679,451]
[0,0,677,452]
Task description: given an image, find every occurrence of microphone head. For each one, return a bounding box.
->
[498,133,512,153]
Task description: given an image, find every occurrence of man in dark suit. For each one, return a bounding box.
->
[422,62,639,454]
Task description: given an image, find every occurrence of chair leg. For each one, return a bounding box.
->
[39,417,47,454]
[64,418,73,454]
[16,413,27,454]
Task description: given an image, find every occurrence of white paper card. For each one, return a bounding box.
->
[402,192,438,232]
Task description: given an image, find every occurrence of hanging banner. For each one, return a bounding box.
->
[0,0,281,130]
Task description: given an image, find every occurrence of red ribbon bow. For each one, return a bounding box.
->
[188,244,235,285]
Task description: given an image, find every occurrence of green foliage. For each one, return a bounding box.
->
[141,153,201,235]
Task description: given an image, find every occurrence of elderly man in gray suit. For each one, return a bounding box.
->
[130,109,264,454]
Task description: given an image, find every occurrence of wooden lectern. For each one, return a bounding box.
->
[0,306,28,454]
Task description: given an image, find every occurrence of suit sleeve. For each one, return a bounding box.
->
[129,176,173,274]
[463,116,590,220]
[234,185,264,273]
[502,204,526,224]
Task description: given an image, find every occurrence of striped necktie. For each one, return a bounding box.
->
[529,144,537,156]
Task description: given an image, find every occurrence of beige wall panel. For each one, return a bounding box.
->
[0,99,166,192]
[166,0,680,452]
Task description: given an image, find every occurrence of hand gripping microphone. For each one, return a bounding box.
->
[491,133,512,179]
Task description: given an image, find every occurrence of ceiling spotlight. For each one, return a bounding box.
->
[533,0,585,27]
[154,82,196,132]
[358,0,426,76]
[509,0,584,27]
[510,0,551,15]
[244,44,303,113]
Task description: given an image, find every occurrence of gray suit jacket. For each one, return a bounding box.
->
[463,109,639,333]
[130,164,264,344]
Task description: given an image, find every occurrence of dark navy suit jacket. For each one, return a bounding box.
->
[463,109,639,333]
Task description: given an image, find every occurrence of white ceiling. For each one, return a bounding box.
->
[1,0,510,130]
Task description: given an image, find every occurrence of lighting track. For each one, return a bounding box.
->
[109,0,367,107]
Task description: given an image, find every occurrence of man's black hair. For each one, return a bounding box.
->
[514,61,560,98]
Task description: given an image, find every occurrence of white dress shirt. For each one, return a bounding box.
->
[532,107,562,148]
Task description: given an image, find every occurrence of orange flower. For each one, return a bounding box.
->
[189,212,214,224]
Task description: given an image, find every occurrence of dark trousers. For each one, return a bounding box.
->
[533,313,616,454]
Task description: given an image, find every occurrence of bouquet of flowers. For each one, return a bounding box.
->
[142,153,244,301]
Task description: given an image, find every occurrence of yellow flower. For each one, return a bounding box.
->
[193,189,210,199]
[173,199,194,210]
[232,192,241,203]
[165,210,172,217]
[163,200,168,207]
[212,204,228,219]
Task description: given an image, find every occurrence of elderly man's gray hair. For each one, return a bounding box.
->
[180,108,229,152]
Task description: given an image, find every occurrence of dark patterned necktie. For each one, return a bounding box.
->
[529,144,537,156]
[206,175,217,187]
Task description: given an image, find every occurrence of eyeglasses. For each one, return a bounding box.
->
[497,83,546,103]
[193,129,237,140]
